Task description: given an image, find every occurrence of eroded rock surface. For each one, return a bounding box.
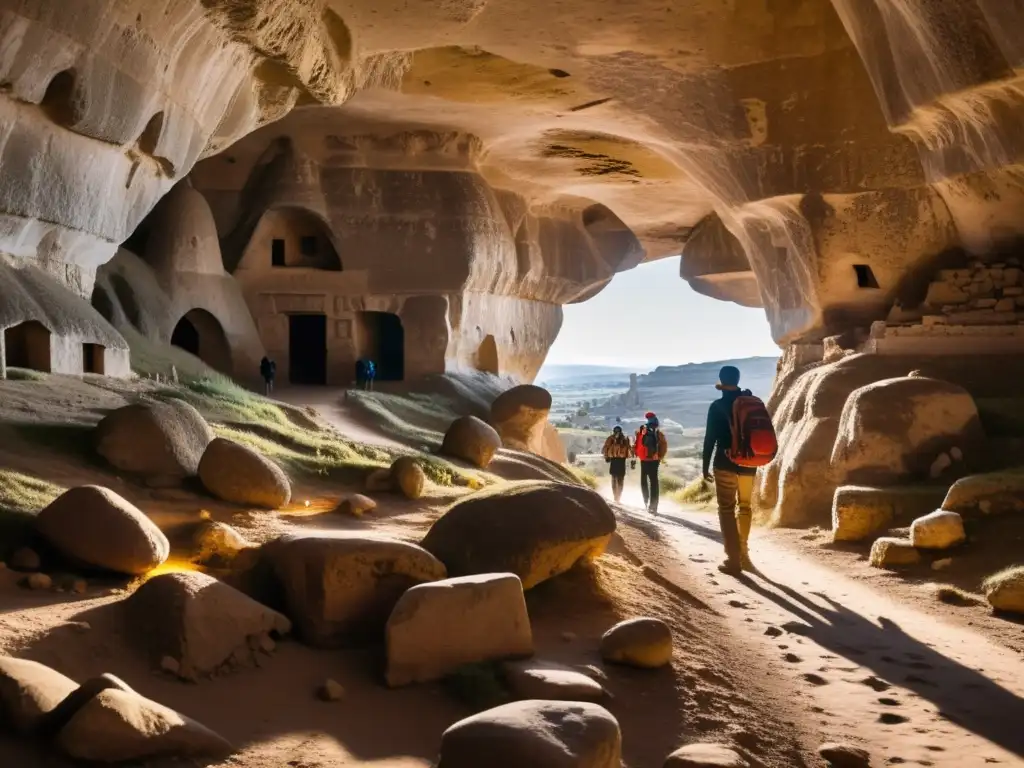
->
[420,481,615,589]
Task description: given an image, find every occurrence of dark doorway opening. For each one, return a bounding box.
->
[4,321,52,373]
[356,311,404,381]
[83,344,105,375]
[289,314,327,385]
[171,316,199,355]
[171,309,233,374]
[272,239,286,267]
[854,264,880,289]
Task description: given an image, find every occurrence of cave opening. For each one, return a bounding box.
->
[854,264,880,289]
[289,313,328,385]
[356,311,404,381]
[171,309,232,374]
[3,321,52,373]
[475,334,499,374]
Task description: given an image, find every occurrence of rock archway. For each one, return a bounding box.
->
[171,309,232,375]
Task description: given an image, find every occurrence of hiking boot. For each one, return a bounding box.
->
[740,554,758,573]
[717,560,742,576]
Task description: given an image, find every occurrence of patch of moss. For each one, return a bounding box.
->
[0,470,63,557]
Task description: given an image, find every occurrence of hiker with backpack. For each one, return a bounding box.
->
[634,411,668,514]
[702,365,777,575]
[364,358,377,391]
[602,425,633,503]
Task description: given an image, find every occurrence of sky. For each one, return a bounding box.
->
[544,256,778,370]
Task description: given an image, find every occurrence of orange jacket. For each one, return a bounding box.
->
[634,425,668,461]
[602,433,633,459]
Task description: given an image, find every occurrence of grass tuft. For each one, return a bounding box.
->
[933,584,981,607]
[565,465,599,489]
[4,368,47,382]
[0,470,64,557]
[672,476,716,506]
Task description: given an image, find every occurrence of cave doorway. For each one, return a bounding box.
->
[475,334,499,374]
[356,311,404,381]
[4,322,51,373]
[83,344,105,375]
[289,314,327,385]
[171,309,232,374]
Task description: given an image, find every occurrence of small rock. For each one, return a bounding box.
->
[600,617,672,669]
[950,446,963,461]
[333,493,377,516]
[869,537,921,569]
[764,626,783,637]
[502,660,605,702]
[932,558,953,571]
[818,742,871,767]
[191,521,250,566]
[910,510,965,550]
[9,547,41,572]
[390,456,426,500]
[25,573,53,591]
[664,742,749,767]
[318,679,345,701]
[160,657,180,675]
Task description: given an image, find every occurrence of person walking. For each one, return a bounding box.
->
[702,365,764,575]
[365,358,377,391]
[634,411,668,514]
[602,425,633,503]
[355,358,366,390]
[259,356,276,396]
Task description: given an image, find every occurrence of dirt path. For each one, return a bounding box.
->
[612,483,1024,767]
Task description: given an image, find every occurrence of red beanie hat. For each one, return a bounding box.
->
[644,411,656,419]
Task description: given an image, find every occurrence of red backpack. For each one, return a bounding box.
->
[726,395,777,468]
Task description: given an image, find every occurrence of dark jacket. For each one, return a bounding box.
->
[703,389,757,476]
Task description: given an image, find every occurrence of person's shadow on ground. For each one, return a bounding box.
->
[743,575,1024,759]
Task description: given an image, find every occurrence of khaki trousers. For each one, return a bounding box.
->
[714,469,754,564]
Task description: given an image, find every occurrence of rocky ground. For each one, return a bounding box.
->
[0,371,1020,767]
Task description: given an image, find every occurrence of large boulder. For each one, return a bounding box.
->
[250,532,446,647]
[420,481,615,589]
[599,617,673,669]
[831,377,985,486]
[664,743,750,767]
[438,700,621,768]
[0,657,77,734]
[56,687,233,762]
[502,660,605,702]
[831,485,947,543]
[868,537,921,569]
[942,471,1024,517]
[390,455,426,499]
[198,438,291,509]
[126,571,291,680]
[490,385,554,456]
[386,573,533,687]
[983,566,1024,614]
[909,510,966,550]
[441,415,502,468]
[95,400,213,484]
[36,486,169,575]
